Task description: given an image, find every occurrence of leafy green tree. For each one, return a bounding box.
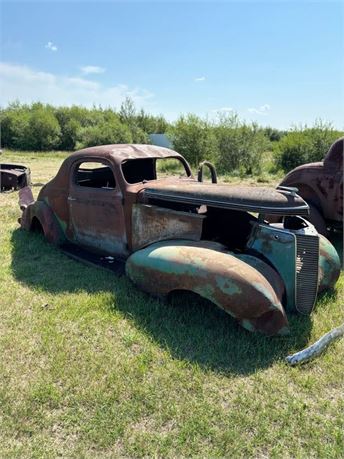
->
[136,109,169,134]
[275,120,343,172]
[25,104,61,150]
[0,103,30,149]
[119,97,136,125]
[76,118,132,148]
[54,107,81,150]
[264,126,286,142]
[167,114,218,166]
[214,114,270,174]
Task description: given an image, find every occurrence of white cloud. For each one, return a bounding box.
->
[194,76,206,82]
[211,107,233,114]
[248,104,270,115]
[0,62,153,108]
[81,65,106,75]
[45,41,58,52]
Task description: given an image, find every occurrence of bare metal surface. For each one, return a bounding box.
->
[131,204,204,251]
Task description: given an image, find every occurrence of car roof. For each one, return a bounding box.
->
[72,144,183,164]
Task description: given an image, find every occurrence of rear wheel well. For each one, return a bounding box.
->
[30,216,44,234]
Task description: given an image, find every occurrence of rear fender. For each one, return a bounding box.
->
[20,196,65,246]
[126,240,289,336]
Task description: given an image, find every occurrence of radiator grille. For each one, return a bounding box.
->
[295,234,319,314]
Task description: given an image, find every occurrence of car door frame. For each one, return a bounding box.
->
[67,156,128,257]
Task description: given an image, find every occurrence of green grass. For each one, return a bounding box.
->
[0,150,343,458]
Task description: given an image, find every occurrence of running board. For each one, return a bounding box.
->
[61,243,125,276]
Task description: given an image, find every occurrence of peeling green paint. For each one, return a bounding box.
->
[215,276,242,296]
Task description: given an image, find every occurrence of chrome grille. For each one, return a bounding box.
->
[295,234,319,314]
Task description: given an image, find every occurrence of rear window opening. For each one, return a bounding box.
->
[75,162,116,189]
[121,157,190,184]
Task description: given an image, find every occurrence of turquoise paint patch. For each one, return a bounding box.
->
[131,245,211,278]
[241,319,255,332]
[215,276,242,296]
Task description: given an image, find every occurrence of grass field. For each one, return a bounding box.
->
[1,150,343,458]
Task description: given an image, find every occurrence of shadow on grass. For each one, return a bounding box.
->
[10,228,330,376]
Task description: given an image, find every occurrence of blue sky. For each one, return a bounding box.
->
[1,1,343,129]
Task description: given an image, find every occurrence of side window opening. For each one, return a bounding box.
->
[75,162,116,189]
[121,157,190,184]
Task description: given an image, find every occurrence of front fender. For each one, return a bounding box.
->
[318,234,341,293]
[126,240,289,336]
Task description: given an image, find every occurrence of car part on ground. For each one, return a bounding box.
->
[286,323,344,365]
[1,163,31,191]
[18,144,341,336]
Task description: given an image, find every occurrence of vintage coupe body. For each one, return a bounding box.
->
[277,137,343,235]
[19,144,340,336]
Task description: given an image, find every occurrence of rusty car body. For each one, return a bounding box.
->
[1,163,31,191]
[276,137,343,235]
[18,144,341,336]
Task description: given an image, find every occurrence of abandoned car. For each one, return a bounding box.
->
[276,137,343,235]
[18,144,341,336]
[1,163,31,191]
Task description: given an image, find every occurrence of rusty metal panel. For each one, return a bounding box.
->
[0,164,30,191]
[131,204,205,251]
[140,181,310,216]
[126,240,289,336]
[280,137,343,224]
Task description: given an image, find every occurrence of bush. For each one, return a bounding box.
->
[76,118,132,148]
[276,121,343,172]
[264,127,286,142]
[1,102,61,150]
[167,114,218,166]
[136,109,169,134]
[54,107,83,150]
[214,114,271,175]
[26,104,61,150]
[129,125,150,144]
[0,103,31,149]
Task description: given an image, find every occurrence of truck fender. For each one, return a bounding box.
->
[318,234,341,293]
[126,240,289,336]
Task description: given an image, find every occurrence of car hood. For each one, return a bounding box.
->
[138,181,309,215]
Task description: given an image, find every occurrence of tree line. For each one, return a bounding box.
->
[1,99,342,173]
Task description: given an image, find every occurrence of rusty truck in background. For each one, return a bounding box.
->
[18,144,341,336]
[276,137,343,235]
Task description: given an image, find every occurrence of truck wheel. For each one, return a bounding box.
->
[307,204,328,237]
